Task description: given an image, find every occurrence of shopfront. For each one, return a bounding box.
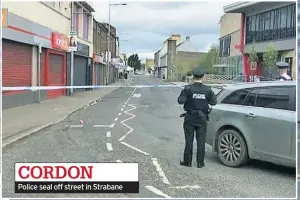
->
[93,53,106,86]
[2,10,67,108]
[72,42,92,92]
[46,32,68,99]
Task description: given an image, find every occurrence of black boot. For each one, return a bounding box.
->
[180,161,191,167]
[197,162,205,168]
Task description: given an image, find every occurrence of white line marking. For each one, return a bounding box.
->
[116,160,123,163]
[151,158,170,185]
[93,124,113,128]
[118,104,136,141]
[145,185,172,198]
[122,105,125,108]
[169,185,201,189]
[120,142,150,156]
[111,123,115,128]
[118,113,122,116]
[121,108,124,111]
[175,105,183,107]
[65,125,83,128]
[132,93,141,98]
[106,131,111,138]
[106,143,113,151]
[114,118,118,121]
[129,104,149,107]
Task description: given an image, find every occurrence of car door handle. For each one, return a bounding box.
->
[245,113,256,118]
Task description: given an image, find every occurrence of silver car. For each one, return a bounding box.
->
[206,81,296,168]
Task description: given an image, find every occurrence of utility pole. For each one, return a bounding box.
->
[106,4,111,85]
[70,1,74,95]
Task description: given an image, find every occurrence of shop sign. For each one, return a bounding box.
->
[2,8,8,27]
[94,53,104,64]
[51,32,69,51]
[75,42,89,57]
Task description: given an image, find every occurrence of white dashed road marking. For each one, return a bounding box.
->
[106,131,111,138]
[93,124,114,128]
[118,113,122,116]
[169,185,201,189]
[106,143,113,151]
[151,157,170,185]
[129,104,149,108]
[145,185,172,198]
[120,142,150,156]
[116,160,123,163]
[114,118,118,121]
[132,93,141,98]
[121,108,124,111]
[65,125,83,128]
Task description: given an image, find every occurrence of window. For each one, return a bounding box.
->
[83,14,89,40]
[221,89,251,105]
[219,36,231,57]
[246,87,292,110]
[44,1,55,8]
[245,4,296,43]
[73,4,80,33]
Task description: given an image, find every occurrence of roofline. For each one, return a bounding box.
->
[223,1,259,13]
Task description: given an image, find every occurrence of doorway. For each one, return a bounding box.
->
[284,57,293,76]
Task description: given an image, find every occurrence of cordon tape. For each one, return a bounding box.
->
[2,85,186,91]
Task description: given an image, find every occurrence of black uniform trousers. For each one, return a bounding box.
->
[183,120,207,164]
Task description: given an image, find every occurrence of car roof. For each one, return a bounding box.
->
[220,81,296,90]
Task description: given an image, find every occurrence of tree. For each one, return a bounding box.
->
[263,44,278,78]
[248,40,258,64]
[127,54,141,70]
[199,46,219,74]
[248,40,258,82]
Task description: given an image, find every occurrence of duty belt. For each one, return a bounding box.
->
[180,110,209,121]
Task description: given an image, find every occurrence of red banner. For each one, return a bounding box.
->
[51,32,69,51]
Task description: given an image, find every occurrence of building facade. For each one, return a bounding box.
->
[216,13,244,76]
[2,2,97,109]
[67,2,94,93]
[93,20,118,85]
[154,35,203,80]
[224,2,296,80]
[2,2,71,109]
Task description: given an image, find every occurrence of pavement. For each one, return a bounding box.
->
[2,75,296,198]
[2,82,121,148]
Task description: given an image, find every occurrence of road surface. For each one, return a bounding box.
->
[2,75,296,198]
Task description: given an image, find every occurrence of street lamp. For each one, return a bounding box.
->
[107,2,127,85]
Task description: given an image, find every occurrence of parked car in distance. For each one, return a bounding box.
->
[206,81,296,168]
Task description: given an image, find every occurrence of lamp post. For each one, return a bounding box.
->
[107,2,127,85]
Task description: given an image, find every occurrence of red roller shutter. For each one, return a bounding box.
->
[2,40,32,96]
[47,52,65,99]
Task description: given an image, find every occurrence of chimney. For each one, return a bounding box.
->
[186,36,190,41]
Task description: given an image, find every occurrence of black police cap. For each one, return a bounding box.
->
[276,62,289,69]
[192,66,206,76]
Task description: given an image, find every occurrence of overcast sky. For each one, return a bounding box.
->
[93,1,234,62]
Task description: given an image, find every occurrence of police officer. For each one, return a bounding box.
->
[276,62,292,81]
[177,66,217,168]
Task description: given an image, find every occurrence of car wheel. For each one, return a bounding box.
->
[217,129,248,167]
